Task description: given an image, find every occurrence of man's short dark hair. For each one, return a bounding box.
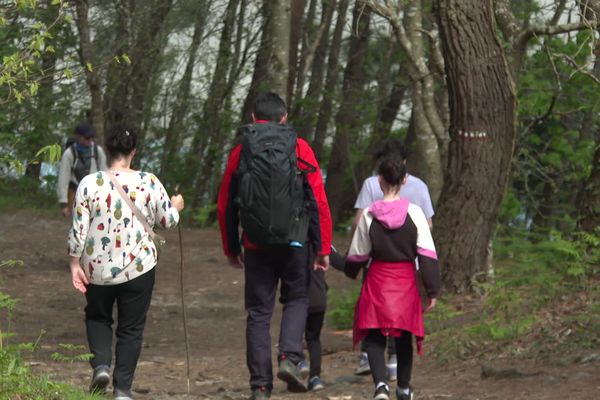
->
[253,92,287,122]
[374,138,407,162]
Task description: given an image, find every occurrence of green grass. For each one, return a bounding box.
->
[0,346,102,400]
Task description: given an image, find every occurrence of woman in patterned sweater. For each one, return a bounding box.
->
[346,158,440,400]
[68,125,184,400]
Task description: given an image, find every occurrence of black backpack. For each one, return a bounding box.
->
[236,122,314,247]
[65,138,99,182]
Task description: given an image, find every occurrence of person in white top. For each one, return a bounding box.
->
[68,125,184,400]
[57,123,108,217]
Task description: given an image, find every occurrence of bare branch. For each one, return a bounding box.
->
[518,20,598,44]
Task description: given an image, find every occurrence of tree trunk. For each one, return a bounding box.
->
[190,0,241,208]
[434,0,517,292]
[287,0,306,105]
[405,80,444,203]
[127,0,173,157]
[269,0,292,97]
[312,0,349,159]
[74,0,105,144]
[240,0,275,123]
[292,0,336,139]
[159,4,209,178]
[324,2,371,224]
[104,0,133,130]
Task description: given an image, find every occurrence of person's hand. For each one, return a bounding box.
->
[314,255,330,271]
[70,257,88,294]
[171,194,184,212]
[425,297,437,312]
[61,207,71,218]
[227,253,244,269]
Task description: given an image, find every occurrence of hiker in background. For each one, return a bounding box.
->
[351,139,434,379]
[217,92,332,400]
[67,125,184,400]
[346,158,440,400]
[57,123,108,217]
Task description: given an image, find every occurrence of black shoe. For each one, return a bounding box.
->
[250,386,271,400]
[396,386,414,400]
[277,357,308,393]
[374,384,391,400]
[89,365,110,394]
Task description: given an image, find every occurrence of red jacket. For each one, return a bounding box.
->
[217,124,332,257]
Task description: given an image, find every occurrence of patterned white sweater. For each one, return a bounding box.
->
[68,170,179,285]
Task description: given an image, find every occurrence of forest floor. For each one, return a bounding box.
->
[0,211,599,399]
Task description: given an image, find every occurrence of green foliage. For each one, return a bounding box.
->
[327,286,360,330]
[0,0,69,104]
[0,177,56,211]
[0,345,101,400]
[50,344,93,363]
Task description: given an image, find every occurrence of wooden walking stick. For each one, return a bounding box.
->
[175,185,192,394]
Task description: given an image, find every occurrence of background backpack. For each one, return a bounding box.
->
[65,138,99,183]
[236,122,312,246]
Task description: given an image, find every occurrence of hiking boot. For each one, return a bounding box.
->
[277,357,308,392]
[387,354,397,381]
[113,388,134,400]
[396,386,414,400]
[89,365,110,394]
[374,383,391,400]
[355,352,371,375]
[308,376,325,391]
[297,360,310,378]
[250,386,271,400]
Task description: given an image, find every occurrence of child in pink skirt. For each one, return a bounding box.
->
[346,158,440,400]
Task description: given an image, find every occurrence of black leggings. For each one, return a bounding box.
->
[305,311,325,377]
[365,329,413,388]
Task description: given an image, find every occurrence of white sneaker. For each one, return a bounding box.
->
[114,388,134,400]
[355,352,371,375]
[386,354,397,381]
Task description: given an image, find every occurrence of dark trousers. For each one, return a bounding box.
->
[244,247,310,390]
[85,268,155,391]
[365,329,413,388]
[305,311,324,378]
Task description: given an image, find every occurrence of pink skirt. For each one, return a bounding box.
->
[352,260,424,354]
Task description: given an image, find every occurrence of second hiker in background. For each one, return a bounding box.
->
[217,92,332,400]
[57,123,108,217]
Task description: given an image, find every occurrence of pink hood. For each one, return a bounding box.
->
[369,198,410,229]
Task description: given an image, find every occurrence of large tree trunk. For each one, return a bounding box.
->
[74,0,104,144]
[434,0,517,292]
[312,0,350,159]
[159,4,209,178]
[324,2,371,224]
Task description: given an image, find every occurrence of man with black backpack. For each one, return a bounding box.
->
[57,123,107,217]
[217,92,332,400]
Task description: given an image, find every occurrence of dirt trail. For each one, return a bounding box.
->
[0,212,598,399]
